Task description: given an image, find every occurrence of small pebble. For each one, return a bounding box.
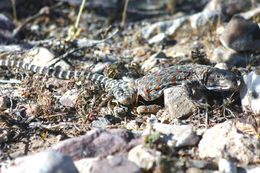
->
[146,115,158,124]
[128,145,161,170]
[0,96,11,110]
[59,89,80,108]
[25,47,56,66]
[24,103,41,115]
[164,86,197,119]
[136,105,162,114]
[113,106,128,118]
[0,128,9,143]
[126,120,140,130]
[148,33,166,44]
[91,117,111,128]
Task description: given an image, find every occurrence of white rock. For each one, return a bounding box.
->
[54,60,71,71]
[59,89,80,107]
[92,62,110,74]
[218,158,237,173]
[0,128,8,143]
[25,47,56,66]
[126,120,140,130]
[30,24,39,31]
[189,10,224,30]
[246,167,260,173]
[148,33,166,44]
[128,145,161,170]
[2,151,78,173]
[198,121,260,165]
[240,71,260,115]
[91,117,111,128]
[146,115,159,124]
[166,16,188,36]
[141,21,173,39]
[214,63,228,70]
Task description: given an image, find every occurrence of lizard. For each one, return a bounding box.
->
[0,59,238,105]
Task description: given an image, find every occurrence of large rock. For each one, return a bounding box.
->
[240,70,260,115]
[2,151,78,173]
[198,121,260,165]
[204,0,252,16]
[189,10,225,31]
[52,129,141,160]
[220,16,260,52]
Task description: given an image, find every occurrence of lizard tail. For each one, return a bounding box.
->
[0,59,117,88]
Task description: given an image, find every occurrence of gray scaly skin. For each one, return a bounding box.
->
[0,59,237,105]
[134,64,238,101]
[0,59,136,105]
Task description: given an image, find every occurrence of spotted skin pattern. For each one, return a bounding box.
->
[134,65,237,101]
[0,59,237,105]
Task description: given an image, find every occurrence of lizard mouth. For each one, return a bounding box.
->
[206,85,232,91]
[205,80,237,91]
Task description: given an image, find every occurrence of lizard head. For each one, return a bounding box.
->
[204,68,238,91]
